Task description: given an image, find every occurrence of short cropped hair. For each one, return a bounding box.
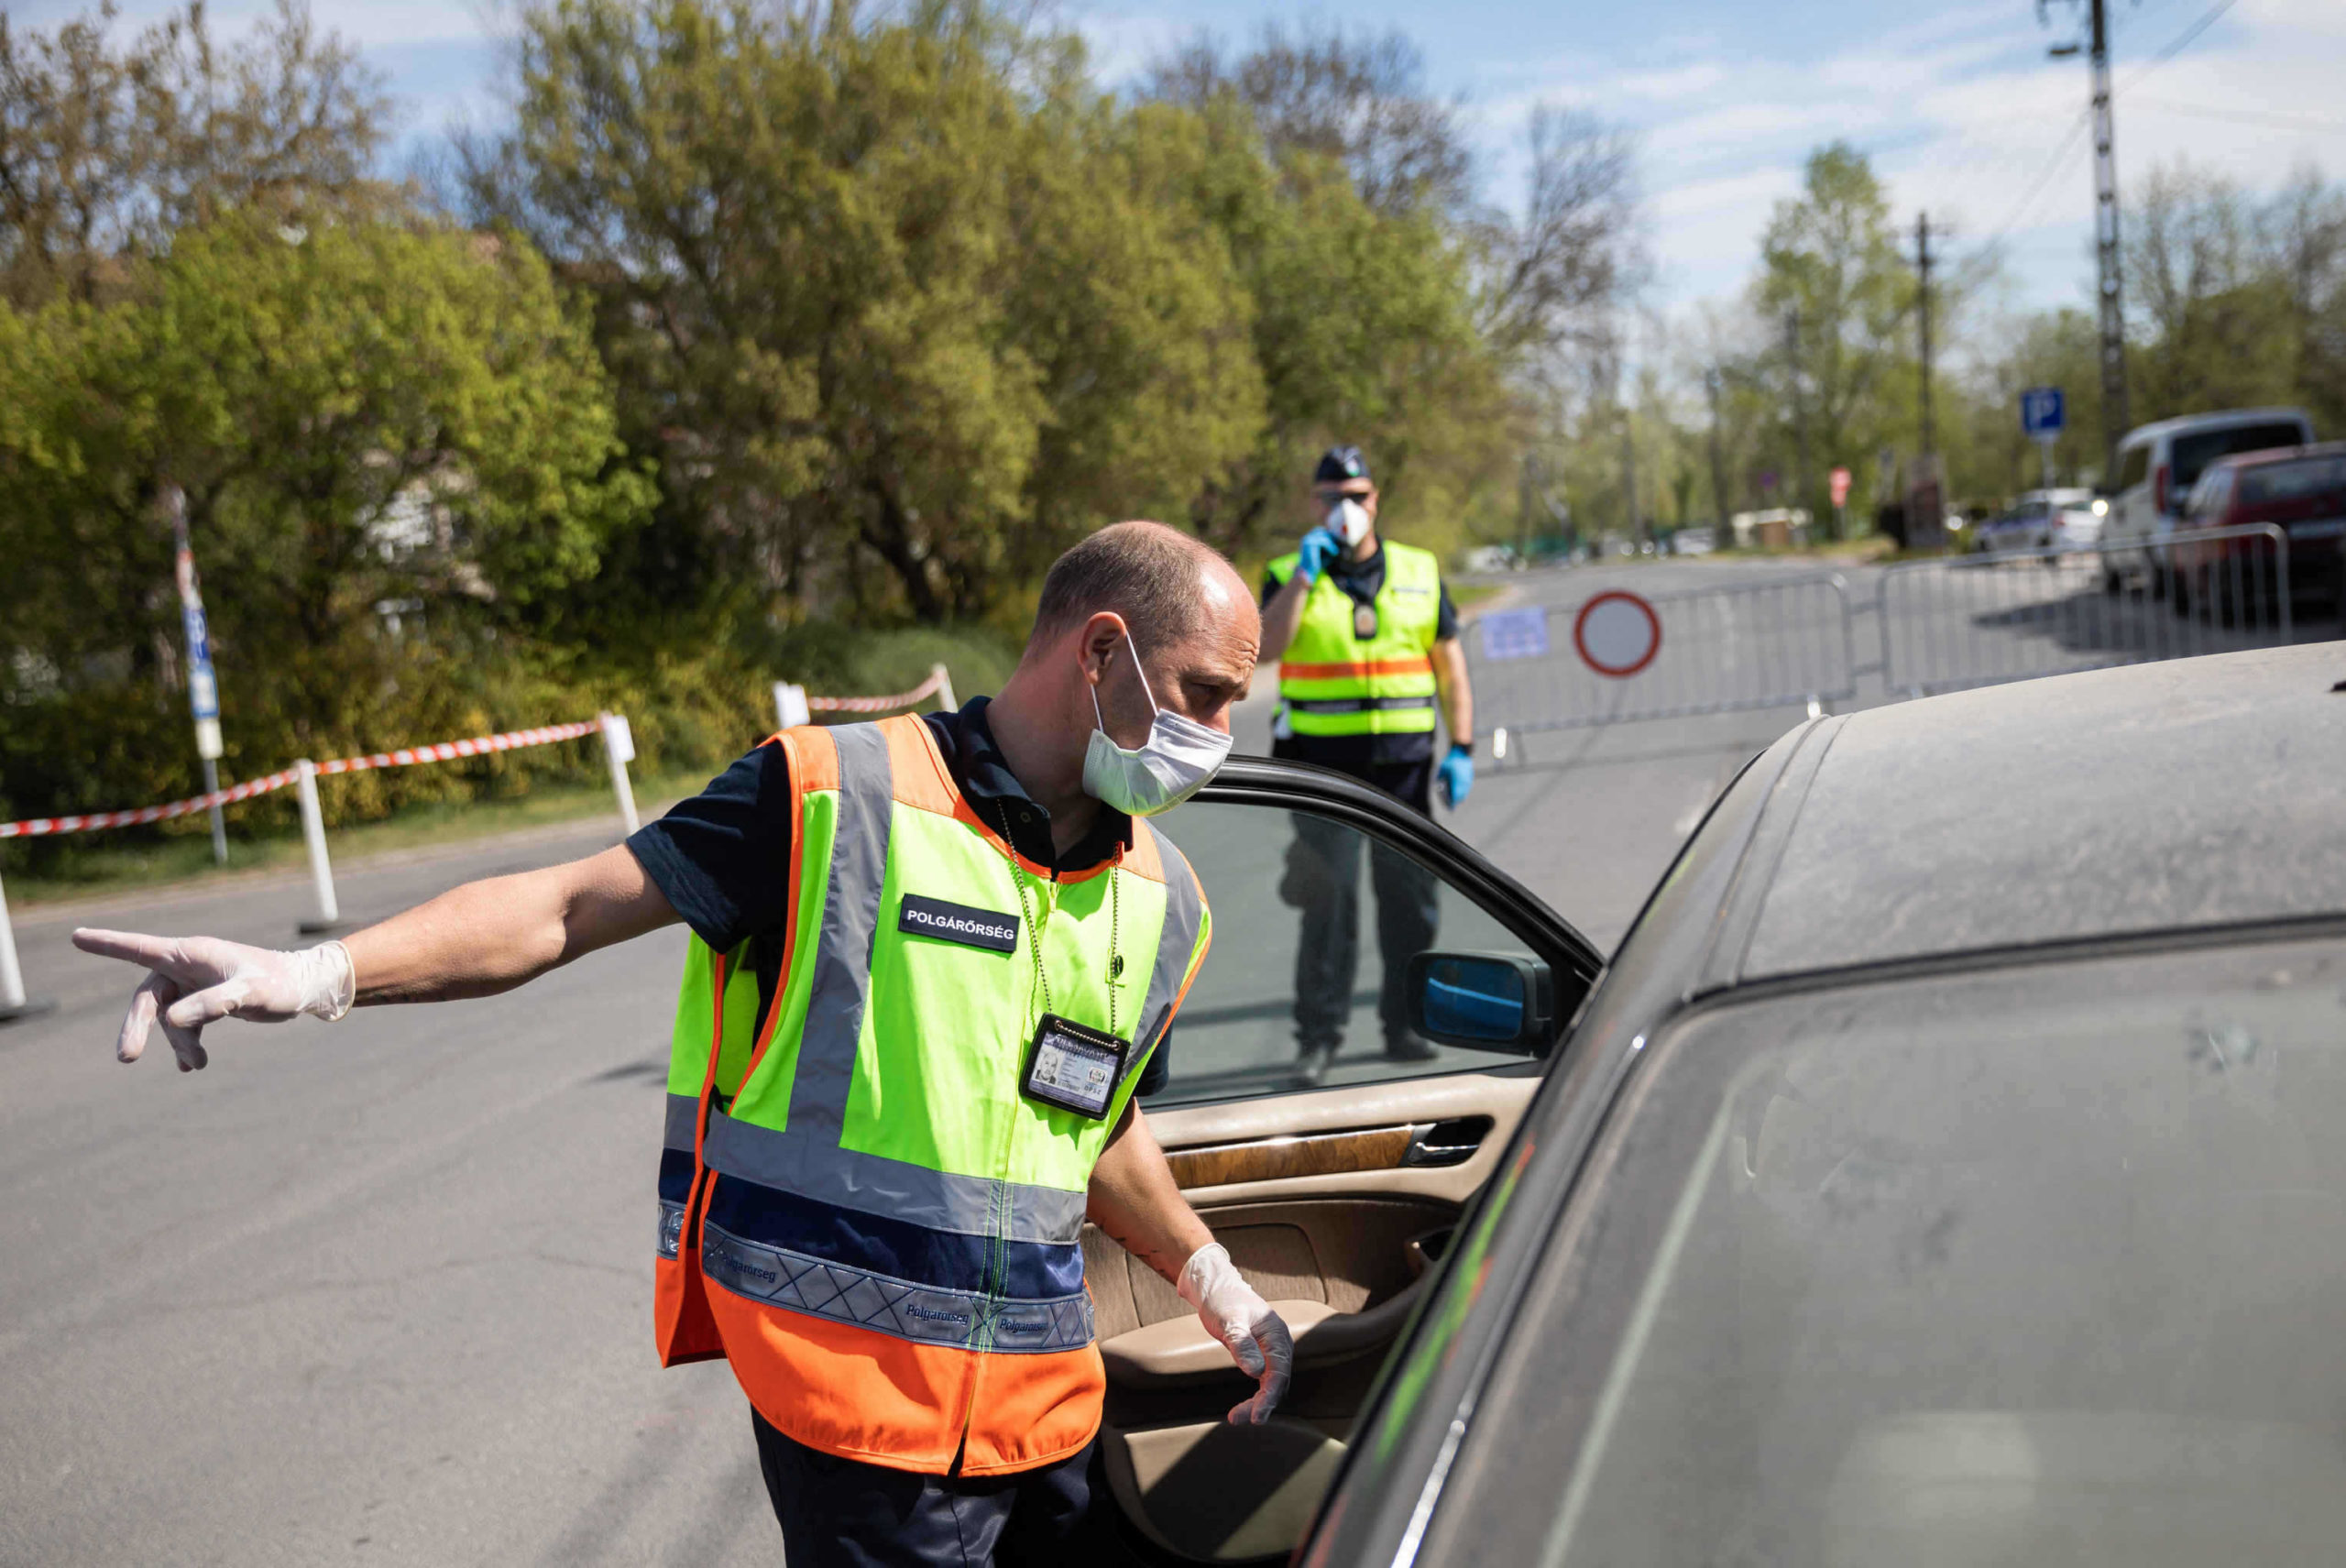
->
[1027,521,1229,662]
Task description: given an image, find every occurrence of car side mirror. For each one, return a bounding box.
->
[1406,951,1555,1057]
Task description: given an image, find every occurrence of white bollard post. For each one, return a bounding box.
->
[294,759,343,934]
[773,682,811,732]
[600,712,641,837]
[930,662,958,713]
[0,860,55,1024]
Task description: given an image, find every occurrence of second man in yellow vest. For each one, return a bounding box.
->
[1259,445,1476,1083]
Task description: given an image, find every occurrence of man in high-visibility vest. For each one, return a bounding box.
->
[1260,446,1475,1082]
[73,521,1292,1567]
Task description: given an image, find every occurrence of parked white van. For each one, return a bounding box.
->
[2102,408,2315,593]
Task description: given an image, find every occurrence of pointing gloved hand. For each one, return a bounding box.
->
[1178,1241,1294,1425]
[1294,526,1341,585]
[1437,741,1474,807]
[71,929,356,1071]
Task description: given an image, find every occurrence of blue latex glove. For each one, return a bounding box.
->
[1437,742,1474,807]
[1295,526,1341,584]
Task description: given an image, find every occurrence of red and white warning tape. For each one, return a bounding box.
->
[312,720,602,777]
[806,668,948,714]
[0,719,601,840]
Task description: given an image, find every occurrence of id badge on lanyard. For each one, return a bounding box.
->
[1022,1014,1129,1121]
[993,798,1131,1120]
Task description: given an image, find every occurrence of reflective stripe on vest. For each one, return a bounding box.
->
[652,714,1211,1475]
[1269,541,1444,736]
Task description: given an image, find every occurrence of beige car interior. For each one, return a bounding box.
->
[1093,1067,1538,1563]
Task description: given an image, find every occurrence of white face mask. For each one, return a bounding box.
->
[1082,629,1233,817]
[1328,497,1372,547]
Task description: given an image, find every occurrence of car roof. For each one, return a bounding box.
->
[2206,440,2346,472]
[1735,645,2346,981]
[2119,407,2314,447]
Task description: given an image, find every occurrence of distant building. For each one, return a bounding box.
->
[1728,508,1812,549]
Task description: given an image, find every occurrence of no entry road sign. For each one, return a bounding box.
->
[1573,590,1661,678]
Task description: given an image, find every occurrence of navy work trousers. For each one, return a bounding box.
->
[752,1415,1104,1567]
[1282,756,1439,1051]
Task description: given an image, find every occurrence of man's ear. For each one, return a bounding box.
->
[1080,612,1128,684]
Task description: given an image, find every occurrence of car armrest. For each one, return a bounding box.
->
[1100,1275,1430,1389]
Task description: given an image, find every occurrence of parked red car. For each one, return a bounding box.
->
[2170,442,2346,620]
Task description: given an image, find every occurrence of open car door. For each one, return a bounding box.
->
[1090,758,1602,1564]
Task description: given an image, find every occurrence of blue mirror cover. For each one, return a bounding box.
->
[1423,958,1527,1043]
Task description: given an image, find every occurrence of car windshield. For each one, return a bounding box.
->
[2239,454,2346,507]
[1443,935,2346,1568]
[2171,423,2307,488]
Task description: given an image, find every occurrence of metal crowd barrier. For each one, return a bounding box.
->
[1871,524,2295,698]
[1473,573,1857,755]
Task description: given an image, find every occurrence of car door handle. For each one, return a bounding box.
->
[1399,1116,1493,1168]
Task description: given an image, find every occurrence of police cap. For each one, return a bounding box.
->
[1313,445,1371,486]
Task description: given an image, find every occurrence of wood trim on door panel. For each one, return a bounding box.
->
[1146,1069,1540,1209]
[1163,1124,1414,1189]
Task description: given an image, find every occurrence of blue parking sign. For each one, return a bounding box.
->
[2021,387,2065,439]
[1478,608,1551,662]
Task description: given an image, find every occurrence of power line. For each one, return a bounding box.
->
[2131,97,2346,133]
[1973,105,2095,257]
[2118,0,2238,91]
[1966,0,2247,264]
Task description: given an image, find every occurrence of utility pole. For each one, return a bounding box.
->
[1704,366,1731,526]
[1916,211,1935,459]
[2088,0,2129,477]
[2044,0,2132,477]
[1518,452,1537,565]
[1783,305,1812,530]
[1619,405,1639,543]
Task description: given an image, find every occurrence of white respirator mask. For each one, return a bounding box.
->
[1327,497,1373,547]
[1082,628,1233,817]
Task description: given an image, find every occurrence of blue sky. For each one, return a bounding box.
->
[25,0,2346,332]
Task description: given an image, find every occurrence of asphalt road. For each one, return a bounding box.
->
[2,552,2330,1564]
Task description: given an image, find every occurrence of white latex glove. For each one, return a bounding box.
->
[1178,1242,1294,1425]
[71,929,356,1072]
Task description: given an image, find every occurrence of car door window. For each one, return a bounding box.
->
[2117,444,2151,491]
[1143,799,1547,1106]
[2188,469,2230,520]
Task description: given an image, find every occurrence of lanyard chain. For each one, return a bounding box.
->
[994,801,1121,1039]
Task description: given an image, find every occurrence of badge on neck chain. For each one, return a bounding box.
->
[1354,601,1379,639]
[993,799,1130,1119]
[1022,1014,1129,1120]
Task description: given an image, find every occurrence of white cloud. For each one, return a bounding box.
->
[1612,63,1728,102]
[1645,98,1879,163]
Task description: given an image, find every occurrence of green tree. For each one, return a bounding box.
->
[2128,160,2305,422]
[0,0,392,308]
[464,0,1263,624]
[0,211,652,825]
[1753,143,1919,531]
[1144,28,1639,558]
[2260,166,2346,434]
